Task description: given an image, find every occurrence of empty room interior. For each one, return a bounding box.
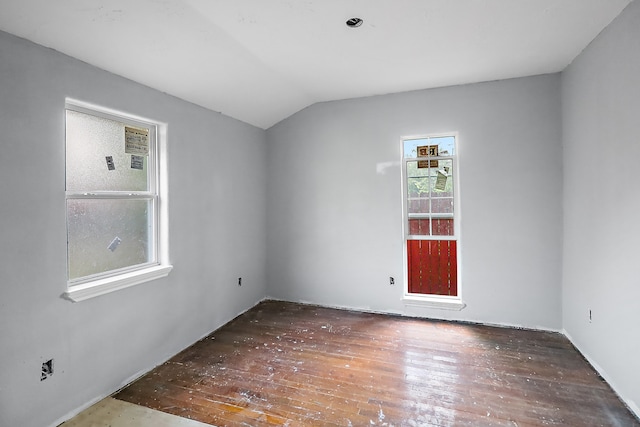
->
[1,0,639,426]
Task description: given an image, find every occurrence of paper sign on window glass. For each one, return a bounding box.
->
[125,126,149,156]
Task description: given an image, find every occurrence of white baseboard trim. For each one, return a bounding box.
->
[562,329,640,421]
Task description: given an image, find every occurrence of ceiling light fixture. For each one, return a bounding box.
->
[346,17,363,28]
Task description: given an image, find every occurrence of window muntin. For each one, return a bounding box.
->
[406,158,454,237]
[65,103,163,290]
[404,136,456,239]
[403,136,455,158]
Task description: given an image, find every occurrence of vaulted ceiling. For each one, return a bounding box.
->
[0,0,632,129]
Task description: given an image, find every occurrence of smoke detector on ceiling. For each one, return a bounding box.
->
[346,17,363,28]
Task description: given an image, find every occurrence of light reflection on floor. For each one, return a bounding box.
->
[400,320,464,427]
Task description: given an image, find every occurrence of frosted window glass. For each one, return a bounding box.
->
[67,199,153,280]
[66,110,149,192]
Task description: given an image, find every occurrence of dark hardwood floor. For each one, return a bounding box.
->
[114,300,639,426]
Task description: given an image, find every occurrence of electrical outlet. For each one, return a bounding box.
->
[389,276,395,285]
[41,359,53,381]
[238,277,242,286]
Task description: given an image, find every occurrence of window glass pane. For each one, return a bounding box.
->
[431,198,453,215]
[404,138,427,159]
[407,160,432,203]
[408,218,454,236]
[66,110,149,192]
[431,159,454,214]
[429,136,455,156]
[67,198,154,281]
[403,136,455,158]
[407,240,457,296]
[431,218,454,236]
[409,218,431,236]
[408,198,429,214]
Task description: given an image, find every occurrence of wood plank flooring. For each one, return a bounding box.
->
[114,300,639,426]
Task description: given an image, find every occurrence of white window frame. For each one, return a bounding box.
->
[401,133,464,310]
[63,99,172,302]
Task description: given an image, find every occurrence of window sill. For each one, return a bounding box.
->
[403,295,466,311]
[62,264,173,302]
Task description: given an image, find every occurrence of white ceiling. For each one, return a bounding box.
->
[0,0,632,129]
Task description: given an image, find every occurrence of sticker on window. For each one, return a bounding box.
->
[435,167,449,191]
[417,144,440,168]
[131,155,144,170]
[418,160,438,168]
[417,145,438,157]
[125,126,149,156]
[107,236,122,252]
[105,156,115,171]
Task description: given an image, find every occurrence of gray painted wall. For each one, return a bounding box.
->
[0,31,267,427]
[266,74,563,330]
[3,1,640,423]
[562,0,640,416]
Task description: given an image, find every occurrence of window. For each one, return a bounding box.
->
[64,100,171,302]
[402,134,463,309]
